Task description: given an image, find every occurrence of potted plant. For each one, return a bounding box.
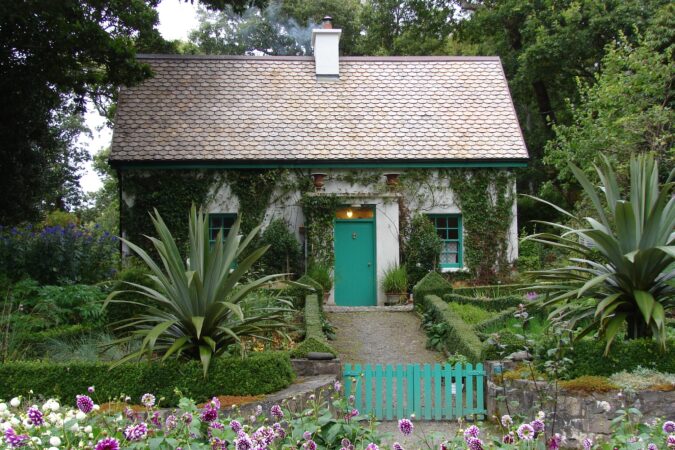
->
[307,263,333,303]
[381,265,408,305]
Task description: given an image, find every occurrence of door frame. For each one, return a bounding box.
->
[334,205,378,306]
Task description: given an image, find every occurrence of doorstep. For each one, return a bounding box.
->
[324,304,414,312]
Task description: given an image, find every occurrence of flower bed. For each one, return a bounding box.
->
[0,352,294,407]
[0,380,384,449]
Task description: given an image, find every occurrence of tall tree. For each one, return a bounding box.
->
[544,4,674,191]
[0,0,262,225]
[189,0,361,56]
[357,0,455,55]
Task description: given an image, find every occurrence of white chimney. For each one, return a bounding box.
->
[311,16,342,80]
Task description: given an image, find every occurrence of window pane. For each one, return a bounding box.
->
[448,217,458,228]
[222,216,235,228]
[437,229,447,240]
[211,217,222,228]
[436,217,447,228]
[440,252,458,264]
[445,242,458,253]
[448,229,458,240]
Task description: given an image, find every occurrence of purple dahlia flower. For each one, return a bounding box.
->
[398,418,414,436]
[124,422,148,441]
[76,394,95,414]
[270,404,283,419]
[517,424,535,441]
[4,428,29,448]
[466,437,484,450]
[664,422,675,434]
[27,406,44,426]
[464,425,480,439]
[531,419,545,433]
[95,437,120,450]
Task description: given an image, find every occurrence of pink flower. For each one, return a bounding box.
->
[517,424,535,441]
[464,425,480,440]
[664,422,675,434]
[76,394,94,414]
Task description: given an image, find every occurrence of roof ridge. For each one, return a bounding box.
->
[136,54,501,62]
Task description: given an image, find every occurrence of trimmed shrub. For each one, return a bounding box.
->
[413,272,452,307]
[259,218,302,276]
[423,295,482,362]
[290,294,336,358]
[405,214,442,287]
[481,330,528,361]
[0,352,294,406]
[552,338,675,379]
[559,376,619,394]
[443,293,524,312]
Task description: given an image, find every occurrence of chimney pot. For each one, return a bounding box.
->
[321,16,333,29]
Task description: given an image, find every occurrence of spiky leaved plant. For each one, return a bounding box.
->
[525,154,674,352]
[106,205,292,376]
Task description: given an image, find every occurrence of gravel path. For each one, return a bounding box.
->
[327,311,443,365]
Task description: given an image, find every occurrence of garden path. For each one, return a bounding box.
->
[326,311,443,365]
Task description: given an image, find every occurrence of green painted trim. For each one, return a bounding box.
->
[428,213,463,269]
[113,161,528,170]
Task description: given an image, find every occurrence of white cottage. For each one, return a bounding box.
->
[110,19,529,307]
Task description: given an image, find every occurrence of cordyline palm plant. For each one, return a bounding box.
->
[105,205,292,376]
[525,154,674,353]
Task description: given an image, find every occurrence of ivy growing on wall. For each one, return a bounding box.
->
[225,170,285,235]
[299,194,342,268]
[120,170,216,253]
[446,169,514,283]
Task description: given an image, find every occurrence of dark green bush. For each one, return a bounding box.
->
[443,293,524,312]
[547,338,675,379]
[481,330,529,361]
[0,223,118,284]
[423,295,482,362]
[259,219,302,276]
[413,272,452,307]
[0,352,294,406]
[20,324,96,357]
[290,294,336,358]
[405,215,442,287]
[307,264,332,292]
[105,264,154,325]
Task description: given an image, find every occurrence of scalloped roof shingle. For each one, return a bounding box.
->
[110,55,528,163]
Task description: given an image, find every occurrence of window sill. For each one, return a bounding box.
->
[440,267,469,273]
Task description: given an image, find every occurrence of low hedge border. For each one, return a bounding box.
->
[473,307,518,333]
[451,284,527,298]
[289,294,336,358]
[413,272,452,307]
[0,352,294,406]
[422,295,482,362]
[443,293,524,312]
[540,337,675,380]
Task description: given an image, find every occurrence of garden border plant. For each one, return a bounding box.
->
[0,351,294,407]
[290,294,336,359]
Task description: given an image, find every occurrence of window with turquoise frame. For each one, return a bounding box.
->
[208,213,237,245]
[428,214,462,269]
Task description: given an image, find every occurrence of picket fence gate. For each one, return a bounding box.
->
[342,363,486,421]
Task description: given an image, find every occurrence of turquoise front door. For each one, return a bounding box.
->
[334,220,376,306]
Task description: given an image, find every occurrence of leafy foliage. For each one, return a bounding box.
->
[448,169,514,283]
[380,265,407,293]
[528,154,674,351]
[545,5,674,190]
[404,214,442,287]
[300,194,342,268]
[108,206,294,376]
[446,302,494,325]
[259,218,302,276]
[290,294,336,358]
[307,264,333,293]
[0,223,118,285]
[0,352,294,407]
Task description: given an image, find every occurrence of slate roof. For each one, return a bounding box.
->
[110,55,528,163]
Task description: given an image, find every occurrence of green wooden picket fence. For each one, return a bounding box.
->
[342,363,486,421]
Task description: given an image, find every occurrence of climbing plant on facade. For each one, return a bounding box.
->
[447,169,514,283]
[300,194,342,268]
[225,170,285,235]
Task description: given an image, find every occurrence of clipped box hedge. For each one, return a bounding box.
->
[422,295,482,362]
[413,272,452,307]
[289,294,336,358]
[0,352,294,406]
[443,292,524,312]
[547,338,675,380]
